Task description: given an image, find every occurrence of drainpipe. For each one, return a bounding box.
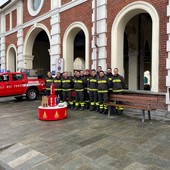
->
[94,0,99,69]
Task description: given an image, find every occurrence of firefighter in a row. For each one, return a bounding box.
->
[88,69,98,111]
[53,72,62,101]
[45,67,126,113]
[97,71,109,114]
[61,71,74,109]
[112,68,127,113]
[74,71,86,111]
[45,71,54,96]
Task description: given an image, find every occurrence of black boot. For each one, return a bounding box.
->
[74,107,79,110]
[96,106,100,112]
[104,109,108,114]
[70,105,74,110]
[80,106,84,111]
[85,103,89,110]
[90,106,94,111]
[99,109,104,114]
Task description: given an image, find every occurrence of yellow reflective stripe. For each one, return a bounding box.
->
[91,102,95,105]
[90,79,97,82]
[109,88,113,90]
[55,89,62,91]
[98,90,108,93]
[54,80,61,83]
[46,88,50,90]
[75,89,84,92]
[113,89,123,92]
[74,80,83,83]
[108,78,112,81]
[46,80,53,82]
[89,89,97,91]
[113,79,121,83]
[62,89,73,91]
[62,80,71,83]
[98,80,107,83]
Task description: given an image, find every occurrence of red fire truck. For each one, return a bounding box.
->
[0,71,45,100]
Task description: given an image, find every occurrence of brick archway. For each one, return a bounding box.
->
[63,22,89,72]
[111,1,159,92]
[23,23,51,69]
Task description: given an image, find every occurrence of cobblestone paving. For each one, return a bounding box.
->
[0,97,170,170]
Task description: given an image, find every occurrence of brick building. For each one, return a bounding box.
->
[0,0,170,111]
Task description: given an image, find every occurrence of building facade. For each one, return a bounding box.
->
[0,0,170,111]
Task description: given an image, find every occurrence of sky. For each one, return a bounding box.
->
[0,0,9,6]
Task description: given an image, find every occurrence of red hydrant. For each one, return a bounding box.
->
[48,82,57,107]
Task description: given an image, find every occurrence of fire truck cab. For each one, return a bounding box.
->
[0,71,45,100]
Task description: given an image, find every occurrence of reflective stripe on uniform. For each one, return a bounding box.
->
[74,80,83,83]
[98,80,107,83]
[55,88,62,91]
[89,89,97,91]
[62,89,73,91]
[90,79,97,82]
[46,88,50,90]
[54,80,61,83]
[46,80,53,82]
[113,79,121,83]
[75,89,84,92]
[91,102,95,105]
[62,80,71,83]
[98,90,108,93]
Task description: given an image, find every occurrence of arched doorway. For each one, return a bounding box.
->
[7,45,17,72]
[111,1,159,92]
[124,13,152,90]
[74,30,85,70]
[63,22,89,72]
[23,24,51,76]
[32,30,50,75]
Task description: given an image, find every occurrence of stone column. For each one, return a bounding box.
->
[17,27,24,69]
[92,0,107,71]
[166,1,170,111]
[50,8,60,72]
[0,13,6,70]
[128,52,138,90]
[0,36,6,70]
[23,55,34,69]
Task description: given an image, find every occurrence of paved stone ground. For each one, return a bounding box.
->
[0,97,170,170]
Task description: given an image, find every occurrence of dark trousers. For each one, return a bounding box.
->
[112,92,123,111]
[62,91,73,106]
[89,91,98,106]
[45,90,50,96]
[75,90,84,107]
[55,90,62,101]
[84,89,89,104]
[98,92,108,110]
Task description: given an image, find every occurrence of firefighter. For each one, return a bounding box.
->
[45,71,54,96]
[112,68,127,113]
[97,71,109,114]
[97,66,102,77]
[74,71,86,111]
[88,69,98,111]
[54,72,62,102]
[61,71,74,109]
[84,69,90,109]
[106,67,113,98]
